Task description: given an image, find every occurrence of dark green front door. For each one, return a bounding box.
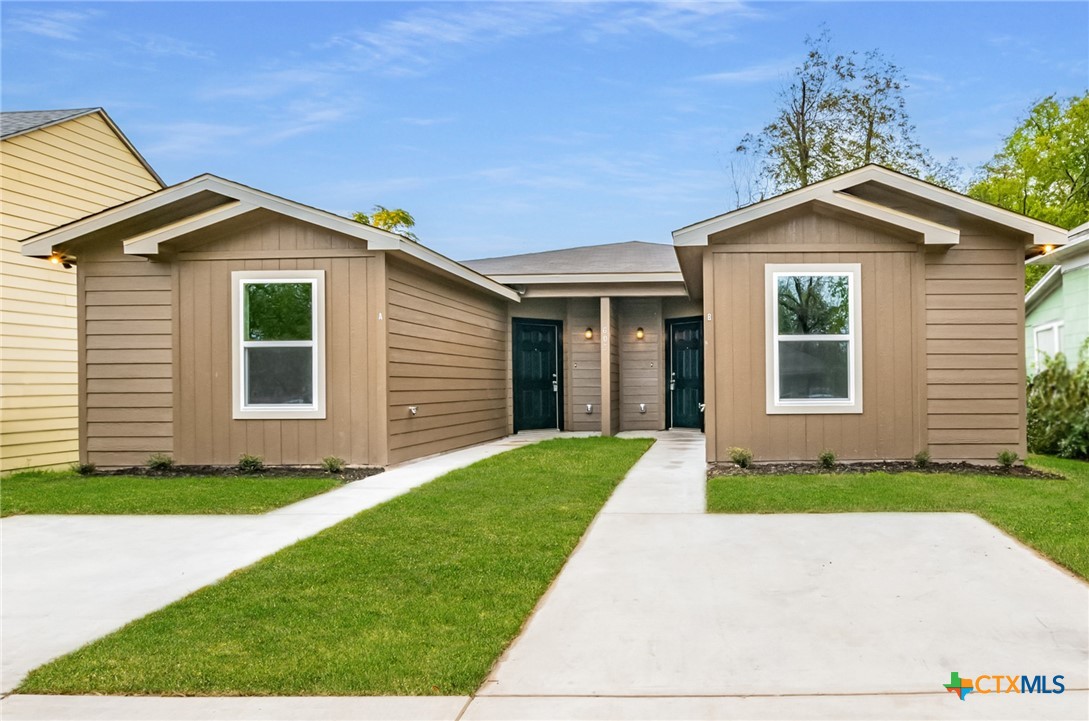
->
[667,317,703,429]
[513,318,562,431]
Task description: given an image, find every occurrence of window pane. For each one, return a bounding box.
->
[777,275,849,335]
[779,340,849,400]
[245,283,313,341]
[1036,327,1057,356]
[246,347,313,405]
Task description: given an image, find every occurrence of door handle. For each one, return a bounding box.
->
[669,371,676,391]
[552,372,558,393]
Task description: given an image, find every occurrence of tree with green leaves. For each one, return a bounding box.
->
[734,30,956,205]
[352,205,419,241]
[968,94,1089,230]
[736,30,847,195]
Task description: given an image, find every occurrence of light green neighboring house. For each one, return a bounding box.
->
[1025,222,1089,374]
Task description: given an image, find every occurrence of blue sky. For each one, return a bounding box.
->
[3,2,1086,260]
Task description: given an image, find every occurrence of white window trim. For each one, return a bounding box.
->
[765,263,863,415]
[232,270,326,420]
[1033,320,1064,368]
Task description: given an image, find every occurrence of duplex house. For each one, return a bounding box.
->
[22,165,1065,468]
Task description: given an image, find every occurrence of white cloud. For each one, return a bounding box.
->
[692,59,794,85]
[7,8,99,41]
[124,33,214,60]
[326,2,759,76]
[400,116,456,127]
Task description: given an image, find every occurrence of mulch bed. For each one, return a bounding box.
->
[93,465,384,482]
[709,460,1063,479]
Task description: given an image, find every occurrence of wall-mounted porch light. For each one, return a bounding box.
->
[635,327,645,340]
[585,327,594,340]
[585,403,594,414]
[48,252,74,269]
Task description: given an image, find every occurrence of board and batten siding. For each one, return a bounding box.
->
[599,297,621,435]
[170,214,385,467]
[617,298,663,431]
[924,221,1027,461]
[705,210,924,463]
[566,298,600,431]
[77,241,173,468]
[386,259,508,465]
[1,111,161,472]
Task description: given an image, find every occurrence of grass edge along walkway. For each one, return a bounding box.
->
[0,472,344,517]
[17,436,654,696]
[707,454,1089,581]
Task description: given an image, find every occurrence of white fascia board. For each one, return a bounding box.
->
[123,200,258,255]
[210,180,403,249]
[829,166,1067,247]
[394,238,521,302]
[483,272,685,285]
[20,176,212,256]
[20,174,406,257]
[820,191,959,245]
[671,164,1066,248]
[671,166,881,245]
[1028,234,1089,265]
[1025,266,1062,315]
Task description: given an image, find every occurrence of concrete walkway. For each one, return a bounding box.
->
[0,431,562,694]
[3,430,1088,720]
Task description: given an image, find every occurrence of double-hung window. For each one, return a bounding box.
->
[232,270,326,419]
[1033,321,1063,369]
[766,263,862,414]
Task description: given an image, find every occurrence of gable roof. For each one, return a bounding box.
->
[672,164,1067,249]
[0,108,98,138]
[465,241,679,276]
[1025,265,1063,314]
[0,107,164,187]
[20,173,518,302]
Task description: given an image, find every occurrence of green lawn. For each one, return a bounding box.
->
[17,436,653,696]
[0,471,343,517]
[708,454,1089,580]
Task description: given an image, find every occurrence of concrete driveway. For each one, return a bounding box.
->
[0,431,561,694]
[473,431,1089,720]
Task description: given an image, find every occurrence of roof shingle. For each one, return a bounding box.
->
[1,108,98,139]
[463,241,678,276]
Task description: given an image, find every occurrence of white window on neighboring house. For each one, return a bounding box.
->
[766,263,863,414]
[1033,321,1063,369]
[232,270,326,419]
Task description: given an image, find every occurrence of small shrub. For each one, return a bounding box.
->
[728,447,754,469]
[71,462,96,476]
[1027,344,1089,460]
[913,449,931,469]
[146,453,175,471]
[237,454,264,473]
[817,449,836,470]
[997,449,1019,469]
[321,456,346,473]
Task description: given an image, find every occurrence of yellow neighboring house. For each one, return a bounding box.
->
[1,108,163,472]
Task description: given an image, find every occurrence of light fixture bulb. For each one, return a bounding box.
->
[635,327,645,340]
[585,327,593,340]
